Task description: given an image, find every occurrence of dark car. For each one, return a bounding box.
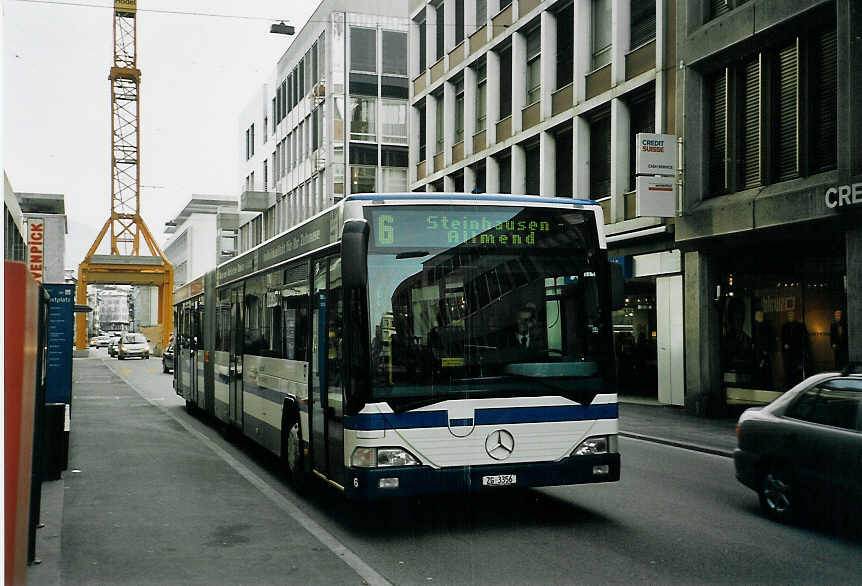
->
[162,343,175,373]
[107,335,121,357]
[734,365,862,525]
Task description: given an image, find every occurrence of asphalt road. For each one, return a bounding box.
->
[93,350,861,585]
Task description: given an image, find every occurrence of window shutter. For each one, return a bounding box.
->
[740,57,761,189]
[630,3,656,48]
[776,41,799,181]
[710,0,729,19]
[709,69,727,194]
[812,28,837,172]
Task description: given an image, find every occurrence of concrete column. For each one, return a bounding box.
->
[654,0,665,133]
[427,96,438,167]
[683,251,722,416]
[539,131,556,197]
[540,11,557,120]
[848,224,862,362]
[444,81,455,165]
[837,0,862,178]
[511,30,527,134]
[464,164,477,192]
[487,49,501,144]
[512,143,527,194]
[572,115,590,198]
[611,0,630,84]
[443,174,456,191]
[573,0,590,103]
[610,97,630,223]
[486,154,501,193]
[464,65,478,155]
[410,18,422,81]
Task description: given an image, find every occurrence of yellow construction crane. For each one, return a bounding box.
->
[75,0,173,351]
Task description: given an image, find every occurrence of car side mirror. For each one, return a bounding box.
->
[147,339,151,343]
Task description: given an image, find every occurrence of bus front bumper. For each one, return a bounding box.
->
[345,453,620,500]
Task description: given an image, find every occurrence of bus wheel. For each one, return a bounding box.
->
[285,422,307,491]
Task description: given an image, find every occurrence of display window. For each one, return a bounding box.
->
[719,254,846,399]
[612,279,657,396]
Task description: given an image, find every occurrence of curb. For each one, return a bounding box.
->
[619,431,734,458]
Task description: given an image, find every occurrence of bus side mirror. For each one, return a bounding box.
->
[342,219,369,290]
[610,262,625,310]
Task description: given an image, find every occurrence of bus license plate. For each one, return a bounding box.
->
[482,474,516,487]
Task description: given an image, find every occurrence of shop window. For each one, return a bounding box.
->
[591,0,612,70]
[556,2,574,89]
[472,162,486,193]
[630,0,656,49]
[525,142,540,195]
[497,151,511,194]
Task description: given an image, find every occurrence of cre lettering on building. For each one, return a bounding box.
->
[27,218,45,284]
[824,182,862,209]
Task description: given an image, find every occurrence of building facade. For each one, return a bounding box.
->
[163,195,243,288]
[676,0,862,413]
[237,0,409,253]
[15,191,68,285]
[408,0,684,405]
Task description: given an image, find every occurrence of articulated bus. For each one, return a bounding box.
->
[174,193,624,499]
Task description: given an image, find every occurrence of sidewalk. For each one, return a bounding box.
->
[27,358,372,586]
[618,396,739,457]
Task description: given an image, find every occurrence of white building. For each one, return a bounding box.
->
[237,0,409,253]
[162,195,244,288]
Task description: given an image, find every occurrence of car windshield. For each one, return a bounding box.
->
[124,334,147,344]
[365,205,612,411]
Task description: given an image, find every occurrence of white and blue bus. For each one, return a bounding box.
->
[174,193,624,499]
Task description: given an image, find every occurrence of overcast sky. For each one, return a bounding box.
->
[3,0,322,269]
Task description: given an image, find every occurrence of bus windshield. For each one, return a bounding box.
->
[365,205,613,411]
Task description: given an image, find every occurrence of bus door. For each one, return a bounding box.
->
[179,303,192,400]
[193,298,205,408]
[228,286,244,428]
[310,257,346,485]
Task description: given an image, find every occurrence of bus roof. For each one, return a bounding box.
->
[343,193,598,207]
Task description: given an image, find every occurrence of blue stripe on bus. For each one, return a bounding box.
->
[243,380,288,405]
[344,403,617,431]
[343,193,598,207]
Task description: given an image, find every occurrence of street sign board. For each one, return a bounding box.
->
[44,284,75,404]
[636,176,676,218]
[635,133,676,176]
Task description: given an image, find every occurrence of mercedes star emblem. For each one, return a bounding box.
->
[485,429,515,460]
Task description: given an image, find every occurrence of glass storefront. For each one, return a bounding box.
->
[613,279,657,397]
[719,248,847,402]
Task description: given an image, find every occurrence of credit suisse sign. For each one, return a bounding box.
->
[635,133,676,176]
[824,181,862,209]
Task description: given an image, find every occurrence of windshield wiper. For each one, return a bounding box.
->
[395,250,429,259]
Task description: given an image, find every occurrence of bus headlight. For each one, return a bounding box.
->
[351,447,421,468]
[572,435,618,456]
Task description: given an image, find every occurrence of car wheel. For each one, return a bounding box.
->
[759,460,796,523]
[162,362,168,373]
[284,422,307,491]
[118,354,124,360]
[145,353,150,360]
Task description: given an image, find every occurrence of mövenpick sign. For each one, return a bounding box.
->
[28,218,45,284]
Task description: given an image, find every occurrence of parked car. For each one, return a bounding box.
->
[117,333,151,360]
[734,364,862,525]
[162,342,175,373]
[107,334,122,357]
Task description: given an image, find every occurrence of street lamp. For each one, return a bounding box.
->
[270,21,295,35]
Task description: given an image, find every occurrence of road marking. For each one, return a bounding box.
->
[101,360,392,586]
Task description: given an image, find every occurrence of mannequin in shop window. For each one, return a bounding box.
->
[781,310,809,388]
[830,309,849,369]
[751,309,774,389]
